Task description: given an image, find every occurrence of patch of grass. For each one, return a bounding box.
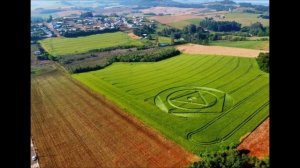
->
[72,54,269,154]
[216,12,269,26]
[169,18,202,29]
[210,40,269,50]
[158,36,171,43]
[39,32,144,57]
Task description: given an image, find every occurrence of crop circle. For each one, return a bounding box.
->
[155,86,234,117]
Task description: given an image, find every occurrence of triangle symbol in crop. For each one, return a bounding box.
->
[170,91,208,106]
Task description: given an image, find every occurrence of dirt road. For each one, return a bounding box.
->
[31,65,199,167]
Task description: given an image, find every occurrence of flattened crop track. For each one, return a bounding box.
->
[73,54,269,153]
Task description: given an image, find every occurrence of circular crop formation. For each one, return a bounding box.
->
[155,86,234,117]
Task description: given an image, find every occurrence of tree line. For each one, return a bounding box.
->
[61,28,120,38]
[60,47,180,73]
[200,18,242,32]
[189,145,269,168]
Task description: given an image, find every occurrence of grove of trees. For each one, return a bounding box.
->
[133,24,156,36]
[256,52,269,73]
[189,145,269,168]
[158,24,210,44]
[200,18,241,32]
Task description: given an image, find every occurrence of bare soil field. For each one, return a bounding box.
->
[31,65,199,168]
[148,11,227,25]
[238,118,269,159]
[56,10,83,17]
[149,15,201,24]
[128,32,141,39]
[176,44,267,57]
[141,7,203,15]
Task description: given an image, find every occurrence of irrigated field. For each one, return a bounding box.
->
[39,32,143,56]
[31,65,198,167]
[73,53,269,154]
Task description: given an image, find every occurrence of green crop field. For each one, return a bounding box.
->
[72,54,269,154]
[210,40,269,51]
[39,32,144,56]
[215,12,269,26]
[158,36,171,43]
[169,18,202,29]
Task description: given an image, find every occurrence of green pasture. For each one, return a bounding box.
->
[72,54,269,154]
[216,12,269,26]
[169,18,202,29]
[39,32,144,57]
[210,40,269,50]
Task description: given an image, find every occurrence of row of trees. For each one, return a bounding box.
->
[200,18,242,32]
[110,47,180,62]
[189,145,269,168]
[61,47,180,73]
[61,28,120,38]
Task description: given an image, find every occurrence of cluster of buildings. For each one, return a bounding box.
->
[49,15,147,35]
[31,23,53,38]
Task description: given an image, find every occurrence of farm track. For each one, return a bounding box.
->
[186,84,268,138]
[106,55,212,86]
[186,84,268,143]
[126,56,230,95]
[31,66,199,168]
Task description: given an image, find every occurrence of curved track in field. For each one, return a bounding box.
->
[73,54,269,150]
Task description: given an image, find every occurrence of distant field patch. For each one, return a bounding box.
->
[176,44,267,57]
[169,18,202,29]
[216,12,269,26]
[158,36,171,43]
[210,40,269,51]
[39,32,143,57]
[149,15,201,25]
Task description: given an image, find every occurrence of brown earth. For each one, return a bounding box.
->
[148,11,227,25]
[149,15,201,24]
[141,7,202,15]
[176,43,267,57]
[128,32,141,40]
[31,64,199,168]
[238,118,269,159]
[56,10,83,17]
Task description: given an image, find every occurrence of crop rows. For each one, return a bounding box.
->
[73,54,269,153]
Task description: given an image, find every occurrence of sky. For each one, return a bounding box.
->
[173,0,269,6]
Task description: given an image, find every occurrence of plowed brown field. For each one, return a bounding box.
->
[31,66,199,168]
[238,118,269,159]
[176,43,267,57]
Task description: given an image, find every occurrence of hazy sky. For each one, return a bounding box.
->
[173,0,269,6]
